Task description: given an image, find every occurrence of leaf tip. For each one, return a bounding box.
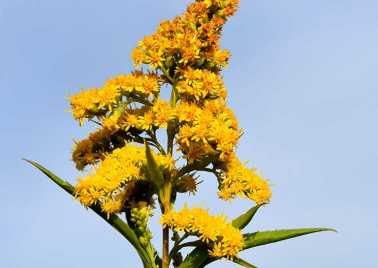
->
[23,158,36,166]
[324,228,338,233]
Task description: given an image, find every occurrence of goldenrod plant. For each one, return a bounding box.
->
[26,1,334,267]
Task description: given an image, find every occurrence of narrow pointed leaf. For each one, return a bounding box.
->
[201,228,336,267]
[233,257,258,268]
[243,228,336,250]
[232,203,265,229]
[24,159,75,195]
[24,159,153,268]
[144,142,164,188]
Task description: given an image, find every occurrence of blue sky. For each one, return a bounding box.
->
[1,0,377,267]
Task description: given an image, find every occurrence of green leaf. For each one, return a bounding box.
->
[178,247,209,268]
[233,257,258,268]
[170,85,179,107]
[243,228,336,250]
[232,203,265,229]
[180,251,258,268]
[24,159,154,268]
[180,227,335,267]
[24,159,75,195]
[144,142,164,189]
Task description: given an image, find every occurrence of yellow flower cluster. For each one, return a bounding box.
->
[72,127,129,170]
[177,68,227,101]
[176,99,241,161]
[65,3,279,266]
[218,153,272,204]
[70,87,120,124]
[69,72,159,125]
[124,0,243,163]
[103,99,175,131]
[175,175,199,194]
[149,99,175,129]
[160,207,244,258]
[105,72,160,97]
[69,0,271,221]
[69,0,243,165]
[75,145,174,215]
[132,0,239,70]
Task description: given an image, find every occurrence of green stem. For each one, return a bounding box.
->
[161,66,175,84]
[161,175,173,268]
[175,158,213,179]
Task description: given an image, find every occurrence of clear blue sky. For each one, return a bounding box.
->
[1,0,377,267]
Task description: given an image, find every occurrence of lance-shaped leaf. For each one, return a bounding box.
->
[243,228,336,250]
[233,257,258,268]
[181,227,335,267]
[232,203,265,229]
[144,141,164,189]
[24,159,76,195]
[24,159,154,268]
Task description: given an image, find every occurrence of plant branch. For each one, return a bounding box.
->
[175,158,214,179]
[170,240,201,260]
[147,130,167,155]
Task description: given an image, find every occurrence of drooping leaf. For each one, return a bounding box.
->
[232,203,265,229]
[243,228,336,250]
[233,257,258,268]
[24,159,154,268]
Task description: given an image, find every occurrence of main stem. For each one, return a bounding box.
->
[162,71,176,268]
[162,225,170,268]
[161,182,172,268]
